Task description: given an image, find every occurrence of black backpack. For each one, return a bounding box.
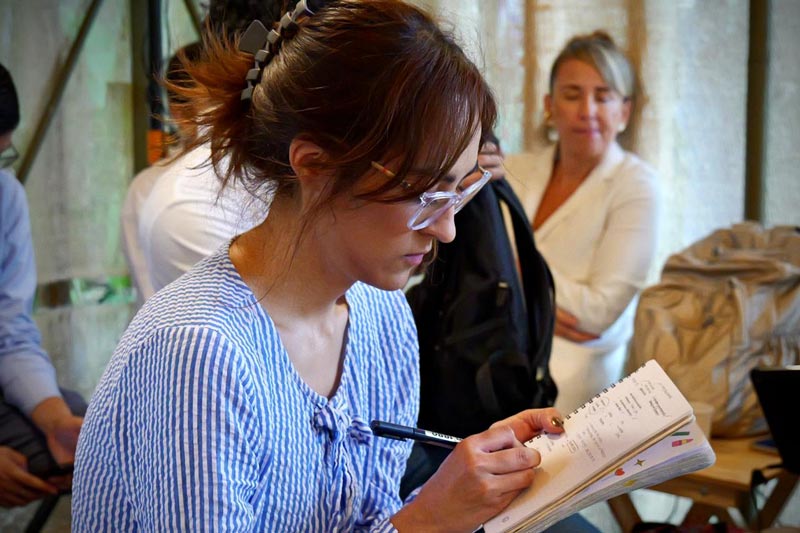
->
[408,178,557,438]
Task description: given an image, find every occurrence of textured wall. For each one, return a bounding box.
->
[0,0,204,404]
[765,0,800,227]
[643,1,749,267]
[1,1,133,282]
[165,0,204,69]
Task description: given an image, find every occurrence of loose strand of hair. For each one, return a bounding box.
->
[163,23,255,193]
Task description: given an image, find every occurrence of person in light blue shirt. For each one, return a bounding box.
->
[0,63,84,508]
[72,1,566,531]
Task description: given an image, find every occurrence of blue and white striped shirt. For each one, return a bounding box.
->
[73,248,419,532]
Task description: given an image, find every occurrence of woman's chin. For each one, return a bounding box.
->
[361,270,413,293]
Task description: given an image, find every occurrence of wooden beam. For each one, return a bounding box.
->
[744,0,770,222]
[17,0,105,185]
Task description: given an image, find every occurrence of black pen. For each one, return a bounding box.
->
[370,420,462,449]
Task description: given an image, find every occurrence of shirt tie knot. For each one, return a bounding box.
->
[312,403,372,446]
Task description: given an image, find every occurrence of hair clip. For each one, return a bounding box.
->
[239,20,269,56]
[279,12,298,33]
[238,0,326,103]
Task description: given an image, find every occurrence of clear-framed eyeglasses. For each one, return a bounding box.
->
[0,143,19,169]
[371,161,493,231]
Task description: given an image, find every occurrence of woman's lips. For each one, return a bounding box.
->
[404,253,426,266]
[573,128,601,135]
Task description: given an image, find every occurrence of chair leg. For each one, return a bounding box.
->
[24,495,60,533]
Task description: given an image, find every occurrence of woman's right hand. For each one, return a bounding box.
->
[478,141,506,181]
[391,426,540,532]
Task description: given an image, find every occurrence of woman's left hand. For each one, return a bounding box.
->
[554,307,600,343]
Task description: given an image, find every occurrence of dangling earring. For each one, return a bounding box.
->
[544,110,559,143]
[618,123,627,133]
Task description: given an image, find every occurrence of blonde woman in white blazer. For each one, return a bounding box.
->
[482,32,661,413]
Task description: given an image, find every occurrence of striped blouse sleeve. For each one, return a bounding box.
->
[118,325,262,531]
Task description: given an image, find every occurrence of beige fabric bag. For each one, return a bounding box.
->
[629,222,800,436]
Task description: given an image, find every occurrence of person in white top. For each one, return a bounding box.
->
[482,31,662,413]
[121,43,203,305]
[121,161,169,304]
[136,144,267,297]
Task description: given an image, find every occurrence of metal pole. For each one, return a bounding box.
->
[745,0,770,222]
[17,0,105,185]
[147,0,164,132]
[130,0,149,174]
[522,0,539,152]
[143,0,167,164]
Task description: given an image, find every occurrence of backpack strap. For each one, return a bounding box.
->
[473,180,558,417]
[491,180,556,388]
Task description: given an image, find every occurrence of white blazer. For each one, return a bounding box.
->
[504,142,661,412]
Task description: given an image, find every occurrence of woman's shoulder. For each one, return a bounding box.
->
[348,283,415,340]
[605,147,661,202]
[133,248,256,333]
[615,147,659,183]
[503,144,556,181]
[347,284,418,376]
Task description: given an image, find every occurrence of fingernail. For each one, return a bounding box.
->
[551,416,564,428]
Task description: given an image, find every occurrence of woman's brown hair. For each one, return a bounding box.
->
[170,0,497,211]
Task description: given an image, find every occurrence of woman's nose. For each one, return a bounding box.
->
[421,208,457,244]
[579,95,597,117]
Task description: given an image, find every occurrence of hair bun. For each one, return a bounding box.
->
[564,30,617,50]
[587,30,616,46]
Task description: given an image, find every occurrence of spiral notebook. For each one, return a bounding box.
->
[484,359,717,533]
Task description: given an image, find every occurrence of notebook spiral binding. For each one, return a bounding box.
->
[562,361,650,421]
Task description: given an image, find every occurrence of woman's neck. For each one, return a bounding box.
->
[232,195,351,399]
[230,196,350,325]
[555,144,605,183]
[531,143,607,231]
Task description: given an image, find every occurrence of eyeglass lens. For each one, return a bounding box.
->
[408,169,491,230]
[413,197,455,228]
[453,172,490,214]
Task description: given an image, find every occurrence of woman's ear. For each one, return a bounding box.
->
[543,94,553,121]
[621,98,632,128]
[289,136,326,178]
[288,137,331,205]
